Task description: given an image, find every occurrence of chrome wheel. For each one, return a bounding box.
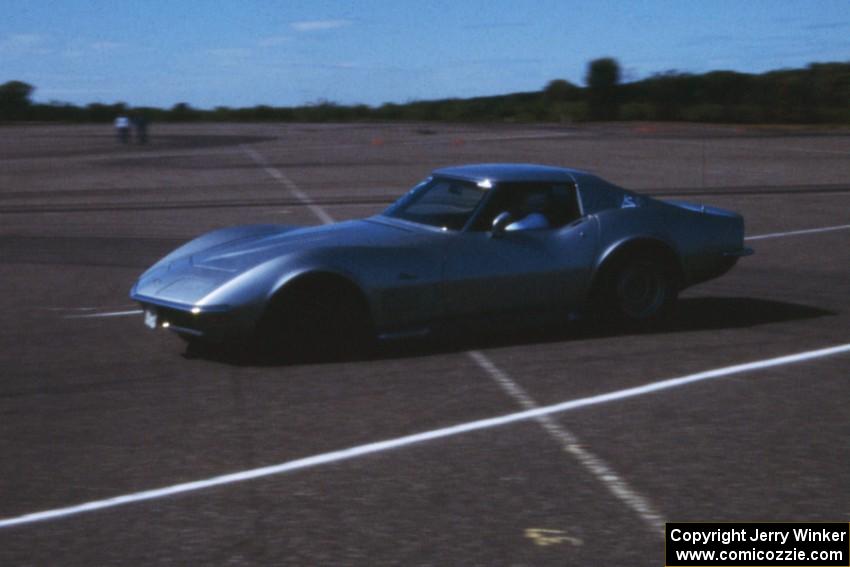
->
[615,262,668,319]
[594,253,678,327]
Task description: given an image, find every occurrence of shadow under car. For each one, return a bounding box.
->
[179,297,836,367]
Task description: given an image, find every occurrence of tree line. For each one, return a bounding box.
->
[2,58,849,124]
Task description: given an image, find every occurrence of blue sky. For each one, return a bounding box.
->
[3,0,849,109]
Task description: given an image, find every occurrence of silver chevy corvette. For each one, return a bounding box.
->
[130,163,752,352]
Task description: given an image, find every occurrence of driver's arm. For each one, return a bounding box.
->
[505,212,549,231]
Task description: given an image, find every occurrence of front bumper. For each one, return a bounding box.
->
[132,292,234,341]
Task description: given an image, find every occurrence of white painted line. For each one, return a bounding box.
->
[3,341,849,530]
[44,305,138,312]
[241,145,336,225]
[468,350,666,534]
[746,223,850,241]
[64,310,144,319]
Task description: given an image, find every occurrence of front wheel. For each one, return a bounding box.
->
[256,285,375,361]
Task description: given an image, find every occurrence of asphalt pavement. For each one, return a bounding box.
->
[1,122,848,565]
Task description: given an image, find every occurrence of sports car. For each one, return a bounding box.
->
[130,163,752,353]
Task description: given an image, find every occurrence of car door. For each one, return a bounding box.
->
[440,215,598,321]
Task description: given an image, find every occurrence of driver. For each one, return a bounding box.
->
[506,190,550,231]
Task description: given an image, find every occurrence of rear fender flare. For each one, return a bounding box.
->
[590,237,684,296]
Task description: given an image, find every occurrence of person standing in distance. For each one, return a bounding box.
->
[131,112,149,144]
[114,114,130,144]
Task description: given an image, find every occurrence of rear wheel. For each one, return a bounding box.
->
[595,255,678,328]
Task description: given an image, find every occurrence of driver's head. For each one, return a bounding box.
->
[519,190,549,215]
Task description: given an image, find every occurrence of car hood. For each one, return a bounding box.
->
[191,217,417,272]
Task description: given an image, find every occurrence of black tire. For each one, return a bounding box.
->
[256,284,374,361]
[596,254,678,328]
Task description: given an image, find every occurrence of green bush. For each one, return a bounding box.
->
[680,103,726,123]
[619,102,654,121]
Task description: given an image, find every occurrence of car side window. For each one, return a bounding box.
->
[547,184,582,227]
[472,182,581,231]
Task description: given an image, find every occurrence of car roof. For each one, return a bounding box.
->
[432,163,591,184]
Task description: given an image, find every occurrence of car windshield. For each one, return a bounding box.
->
[382,177,488,230]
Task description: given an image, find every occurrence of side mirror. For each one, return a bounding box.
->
[490,211,513,238]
